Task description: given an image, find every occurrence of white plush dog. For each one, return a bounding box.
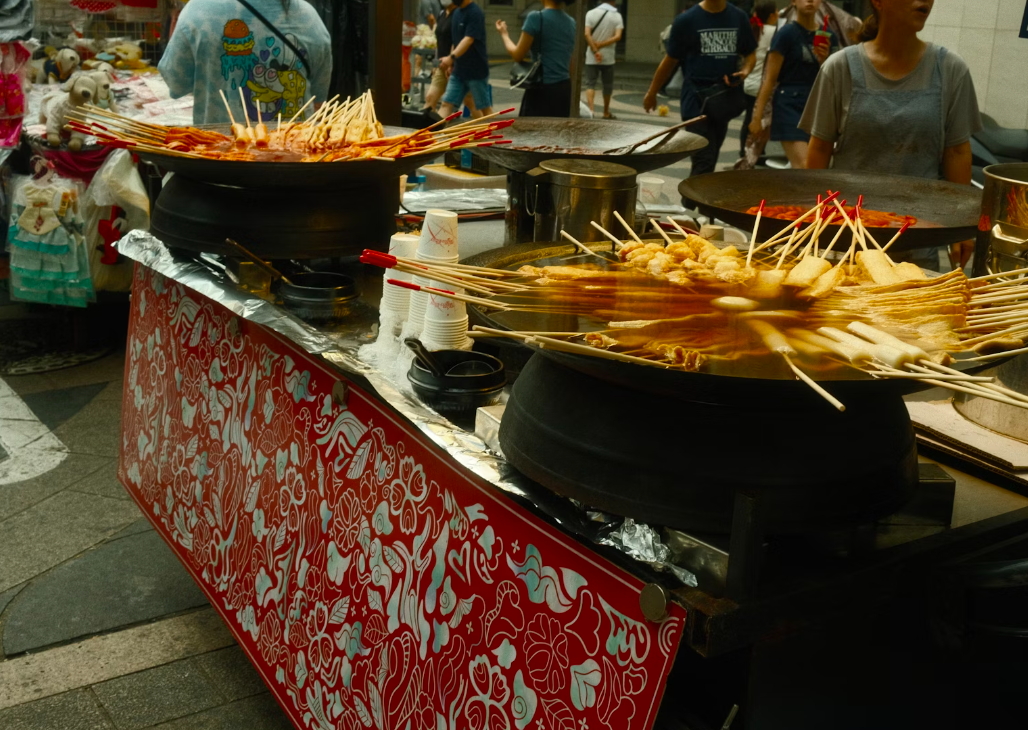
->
[40,74,99,150]
[88,68,118,112]
[37,48,81,84]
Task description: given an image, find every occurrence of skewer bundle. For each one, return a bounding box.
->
[361,195,1028,412]
[64,94,516,163]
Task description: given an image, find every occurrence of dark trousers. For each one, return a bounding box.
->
[689,115,730,177]
[520,79,572,117]
[740,93,756,157]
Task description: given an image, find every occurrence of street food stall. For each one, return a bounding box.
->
[106,94,1028,730]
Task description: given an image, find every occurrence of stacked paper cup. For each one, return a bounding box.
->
[421,288,471,351]
[379,232,420,321]
[405,209,460,339]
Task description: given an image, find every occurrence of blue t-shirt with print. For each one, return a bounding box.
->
[452,1,489,81]
[522,8,576,85]
[159,0,331,125]
[771,21,837,87]
[666,3,756,116]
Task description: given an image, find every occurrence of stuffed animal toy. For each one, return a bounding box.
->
[87,68,117,112]
[38,48,81,85]
[40,74,99,151]
[109,43,145,70]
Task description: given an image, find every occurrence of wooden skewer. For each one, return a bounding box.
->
[386,279,509,310]
[866,367,993,383]
[882,221,912,252]
[614,211,643,244]
[914,361,1028,403]
[238,87,252,135]
[969,266,1028,283]
[961,345,1028,362]
[560,230,611,261]
[590,220,624,250]
[747,199,764,268]
[782,353,846,412]
[650,219,676,247]
[666,216,694,238]
[970,276,1028,294]
[219,90,237,127]
[914,376,1028,410]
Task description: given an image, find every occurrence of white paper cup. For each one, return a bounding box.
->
[418,209,459,260]
[389,232,420,258]
[380,279,411,316]
[405,274,433,334]
[425,290,466,322]
[421,315,470,349]
[638,175,665,205]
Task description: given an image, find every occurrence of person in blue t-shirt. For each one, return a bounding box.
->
[748,0,836,168]
[495,0,576,117]
[438,0,494,117]
[643,0,756,177]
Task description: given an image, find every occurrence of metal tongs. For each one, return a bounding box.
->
[602,115,705,155]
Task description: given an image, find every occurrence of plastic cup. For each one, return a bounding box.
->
[813,30,831,52]
[418,209,459,261]
[638,175,665,205]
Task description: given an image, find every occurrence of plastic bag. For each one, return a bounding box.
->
[83,148,150,292]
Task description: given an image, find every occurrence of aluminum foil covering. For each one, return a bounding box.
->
[117,230,697,588]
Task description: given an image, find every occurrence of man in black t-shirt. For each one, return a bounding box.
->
[438,0,494,116]
[644,0,756,177]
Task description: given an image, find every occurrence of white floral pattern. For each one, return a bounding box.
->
[119,265,685,730]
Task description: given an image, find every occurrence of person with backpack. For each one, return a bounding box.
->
[495,0,576,117]
[643,0,757,177]
[583,0,624,119]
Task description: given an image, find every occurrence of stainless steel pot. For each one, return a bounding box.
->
[972,163,1028,277]
[506,159,638,245]
[954,355,1028,443]
[958,164,1028,442]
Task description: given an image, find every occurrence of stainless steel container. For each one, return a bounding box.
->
[954,354,1028,443]
[533,159,638,244]
[504,159,638,245]
[972,163,1028,277]
[959,164,1028,441]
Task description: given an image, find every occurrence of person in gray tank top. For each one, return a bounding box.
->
[799,0,982,269]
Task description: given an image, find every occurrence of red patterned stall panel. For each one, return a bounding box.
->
[119,265,685,730]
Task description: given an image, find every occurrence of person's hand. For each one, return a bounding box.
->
[439,55,453,72]
[812,43,829,65]
[593,50,603,63]
[643,90,658,113]
[748,117,763,138]
[724,71,747,86]
[950,239,974,269]
[495,19,508,35]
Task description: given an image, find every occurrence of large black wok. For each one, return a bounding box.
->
[461,242,990,533]
[474,117,708,173]
[139,125,437,188]
[679,169,981,253]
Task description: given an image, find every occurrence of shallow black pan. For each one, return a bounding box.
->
[473,117,708,173]
[462,241,998,405]
[137,125,438,188]
[679,169,981,253]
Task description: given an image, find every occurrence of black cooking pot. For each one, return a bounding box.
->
[500,353,919,534]
[408,350,506,421]
[276,272,358,324]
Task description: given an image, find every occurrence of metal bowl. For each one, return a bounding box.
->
[277,272,358,324]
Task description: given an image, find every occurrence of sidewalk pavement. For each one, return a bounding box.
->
[0,346,293,729]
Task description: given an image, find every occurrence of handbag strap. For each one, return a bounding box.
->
[235,0,312,78]
[590,8,610,33]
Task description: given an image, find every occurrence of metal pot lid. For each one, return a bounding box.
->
[983,162,1028,185]
[538,159,638,190]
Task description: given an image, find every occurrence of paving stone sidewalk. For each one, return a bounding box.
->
[0,348,292,729]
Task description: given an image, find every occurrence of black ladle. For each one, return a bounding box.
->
[404,338,446,378]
